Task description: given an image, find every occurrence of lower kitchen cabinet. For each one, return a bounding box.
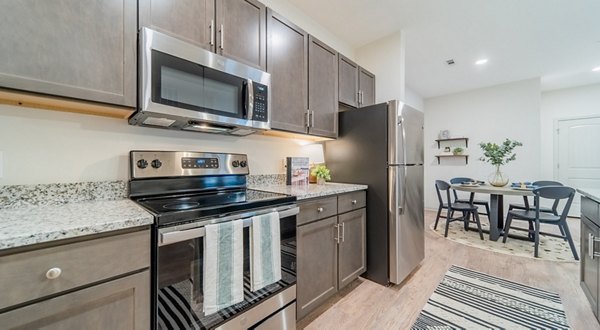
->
[0,271,150,329]
[0,228,151,329]
[296,190,367,320]
[581,195,600,319]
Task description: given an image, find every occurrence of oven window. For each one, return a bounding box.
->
[156,216,296,329]
[152,50,245,119]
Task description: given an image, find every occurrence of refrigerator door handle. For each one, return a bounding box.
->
[398,166,407,215]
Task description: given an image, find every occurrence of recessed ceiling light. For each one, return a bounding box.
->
[475,59,488,65]
[593,66,600,72]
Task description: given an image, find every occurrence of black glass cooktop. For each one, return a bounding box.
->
[134,189,296,226]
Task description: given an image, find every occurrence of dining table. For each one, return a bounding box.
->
[451,184,534,241]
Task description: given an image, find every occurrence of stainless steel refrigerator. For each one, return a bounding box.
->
[324,100,424,285]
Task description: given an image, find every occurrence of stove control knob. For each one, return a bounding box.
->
[231,160,240,168]
[240,161,247,168]
[137,159,148,169]
[151,159,162,169]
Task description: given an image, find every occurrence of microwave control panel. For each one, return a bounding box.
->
[252,83,268,122]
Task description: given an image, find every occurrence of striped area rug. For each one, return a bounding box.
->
[412,265,570,329]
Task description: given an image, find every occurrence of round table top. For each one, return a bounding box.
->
[451,184,534,196]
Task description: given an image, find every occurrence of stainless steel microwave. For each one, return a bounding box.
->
[129,28,271,136]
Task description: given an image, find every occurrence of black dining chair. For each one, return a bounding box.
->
[507,180,565,239]
[434,180,484,240]
[502,186,578,260]
[450,177,491,219]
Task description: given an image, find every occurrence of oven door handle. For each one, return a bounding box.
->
[159,206,299,246]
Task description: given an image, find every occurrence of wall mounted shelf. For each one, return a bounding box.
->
[435,137,469,148]
[435,154,469,164]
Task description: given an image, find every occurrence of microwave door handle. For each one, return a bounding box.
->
[246,79,254,120]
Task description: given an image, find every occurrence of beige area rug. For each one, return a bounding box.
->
[429,217,580,262]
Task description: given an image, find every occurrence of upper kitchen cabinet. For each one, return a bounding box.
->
[267,9,309,134]
[338,54,376,108]
[140,0,266,70]
[0,0,137,107]
[308,36,338,138]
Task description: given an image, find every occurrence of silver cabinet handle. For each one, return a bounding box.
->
[46,267,62,280]
[219,24,224,50]
[210,20,215,46]
[305,110,310,128]
[310,110,315,128]
[317,207,324,213]
[356,91,360,105]
[341,222,345,243]
[351,200,357,205]
[588,232,600,258]
[334,224,340,243]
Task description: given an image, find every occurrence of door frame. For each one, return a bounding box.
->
[553,115,600,180]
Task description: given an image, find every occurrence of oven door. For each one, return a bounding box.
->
[154,205,298,330]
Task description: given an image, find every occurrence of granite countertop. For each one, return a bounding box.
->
[249,182,368,200]
[0,181,153,251]
[578,188,600,204]
[0,199,153,251]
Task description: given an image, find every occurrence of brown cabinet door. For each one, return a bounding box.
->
[338,54,359,108]
[359,67,376,107]
[581,216,600,316]
[139,0,215,51]
[0,0,137,107]
[308,36,338,138]
[297,216,338,320]
[338,208,367,289]
[0,271,150,329]
[216,0,266,70]
[267,9,309,134]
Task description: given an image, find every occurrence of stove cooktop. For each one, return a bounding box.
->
[133,188,296,226]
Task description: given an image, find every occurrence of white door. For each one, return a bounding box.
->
[556,117,600,216]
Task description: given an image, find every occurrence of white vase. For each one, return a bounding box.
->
[317,177,326,185]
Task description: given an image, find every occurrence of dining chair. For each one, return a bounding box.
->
[502,186,578,260]
[507,180,565,239]
[449,177,491,219]
[435,180,484,240]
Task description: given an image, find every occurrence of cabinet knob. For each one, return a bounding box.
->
[45,267,62,280]
[351,200,357,205]
[317,207,324,213]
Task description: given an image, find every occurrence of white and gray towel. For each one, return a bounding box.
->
[203,220,244,315]
[250,212,282,291]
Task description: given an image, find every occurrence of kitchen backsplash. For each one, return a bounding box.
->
[0,175,289,209]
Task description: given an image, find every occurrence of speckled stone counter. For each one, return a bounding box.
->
[578,188,600,204]
[0,199,153,251]
[0,180,153,251]
[249,182,367,200]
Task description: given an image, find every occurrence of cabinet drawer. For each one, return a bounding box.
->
[582,196,600,224]
[338,190,366,214]
[297,196,337,226]
[0,229,150,310]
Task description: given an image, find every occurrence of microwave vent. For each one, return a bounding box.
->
[143,117,176,127]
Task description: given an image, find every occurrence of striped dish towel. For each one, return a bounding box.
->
[250,212,282,291]
[203,220,244,315]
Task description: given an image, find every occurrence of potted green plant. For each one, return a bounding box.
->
[479,139,523,187]
[452,147,464,155]
[310,164,331,185]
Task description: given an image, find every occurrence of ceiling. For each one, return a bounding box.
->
[285,0,600,98]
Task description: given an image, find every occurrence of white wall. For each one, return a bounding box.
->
[355,31,405,103]
[261,0,354,58]
[540,83,600,179]
[0,106,312,185]
[423,79,542,209]
[405,86,424,111]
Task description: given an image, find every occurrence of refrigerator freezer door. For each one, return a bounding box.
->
[391,104,424,165]
[389,165,424,284]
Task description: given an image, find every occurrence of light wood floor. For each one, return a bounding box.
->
[298,210,599,329]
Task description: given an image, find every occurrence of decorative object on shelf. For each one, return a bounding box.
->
[435,137,469,164]
[452,147,464,155]
[303,143,325,184]
[286,157,309,186]
[444,146,451,153]
[478,139,523,187]
[310,165,331,185]
[438,130,450,139]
